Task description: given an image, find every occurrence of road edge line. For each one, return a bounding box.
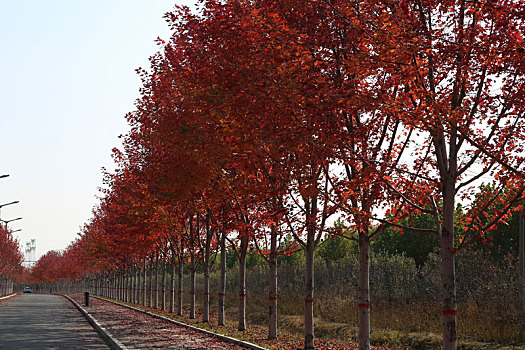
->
[61,294,128,350]
[0,293,17,300]
[92,295,268,350]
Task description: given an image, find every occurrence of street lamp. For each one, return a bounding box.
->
[0,175,9,179]
[10,228,22,234]
[0,201,19,221]
[1,217,22,230]
[0,201,19,209]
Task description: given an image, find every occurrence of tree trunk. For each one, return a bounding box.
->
[148,258,153,308]
[133,261,141,304]
[238,251,247,331]
[203,262,210,322]
[170,256,175,313]
[178,257,183,315]
[117,274,122,301]
[358,234,371,350]
[304,238,315,350]
[143,259,147,306]
[127,269,132,302]
[519,201,524,314]
[268,225,278,339]
[218,232,226,326]
[131,265,136,304]
[154,252,159,309]
[441,181,457,350]
[161,258,166,311]
[190,253,196,319]
[136,263,140,304]
[203,219,211,323]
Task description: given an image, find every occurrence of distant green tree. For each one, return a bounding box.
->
[246,248,265,268]
[316,220,358,265]
[373,212,439,267]
[463,184,522,259]
[483,211,520,258]
[226,247,237,269]
[276,235,305,266]
[316,235,354,264]
[374,184,523,266]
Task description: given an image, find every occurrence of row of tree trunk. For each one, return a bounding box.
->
[0,278,14,296]
[32,246,280,340]
[37,257,219,323]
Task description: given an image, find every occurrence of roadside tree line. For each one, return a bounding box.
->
[23,1,525,350]
[0,224,23,297]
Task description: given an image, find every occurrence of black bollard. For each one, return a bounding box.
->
[84,292,90,306]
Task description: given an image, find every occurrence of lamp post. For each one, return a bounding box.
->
[0,174,9,179]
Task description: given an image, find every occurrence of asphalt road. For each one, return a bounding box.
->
[0,293,110,349]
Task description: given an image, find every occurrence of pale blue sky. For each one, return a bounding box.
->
[0,1,193,261]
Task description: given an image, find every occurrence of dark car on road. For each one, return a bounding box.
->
[23,286,32,293]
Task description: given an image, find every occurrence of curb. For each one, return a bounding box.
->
[0,293,17,300]
[61,294,128,350]
[92,295,268,350]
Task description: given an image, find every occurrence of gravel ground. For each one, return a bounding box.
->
[66,294,250,350]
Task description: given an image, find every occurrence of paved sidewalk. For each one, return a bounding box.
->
[0,293,109,349]
[67,294,249,350]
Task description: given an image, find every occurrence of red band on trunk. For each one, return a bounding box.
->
[191,292,196,295]
[218,293,225,296]
[443,309,457,315]
[358,304,370,308]
[203,293,209,296]
[178,291,183,294]
[269,297,278,300]
[305,298,314,303]
[239,293,246,297]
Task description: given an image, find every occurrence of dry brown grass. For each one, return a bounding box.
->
[221,287,525,349]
